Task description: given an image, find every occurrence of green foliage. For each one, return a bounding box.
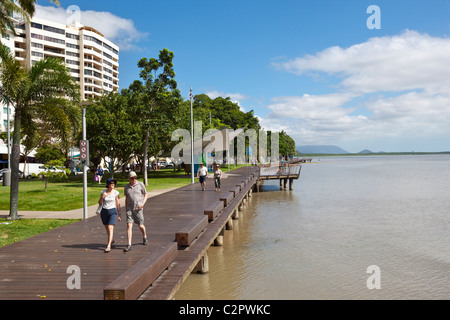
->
[86,90,144,173]
[35,144,65,163]
[37,159,69,182]
[178,94,261,133]
[279,130,297,158]
[0,0,60,37]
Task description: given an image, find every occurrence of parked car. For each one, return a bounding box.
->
[20,163,46,178]
[158,161,167,168]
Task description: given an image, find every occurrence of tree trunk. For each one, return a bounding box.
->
[8,109,21,221]
[22,161,27,179]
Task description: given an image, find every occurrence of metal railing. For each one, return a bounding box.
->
[259,163,302,178]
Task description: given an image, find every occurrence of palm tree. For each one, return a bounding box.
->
[0,44,80,220]
[1,0,60,36]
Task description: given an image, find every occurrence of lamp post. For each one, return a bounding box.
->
[82,108,88,220]
[7,101,10,170]
[189,87,194,184]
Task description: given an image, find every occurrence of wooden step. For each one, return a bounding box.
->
[175,215,209,247]
[104,242,178,300]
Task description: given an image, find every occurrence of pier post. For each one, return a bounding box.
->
[232,209,239,220]
[283,178,287,189]
[214,227,225,246]
[226,218,233,230]
[193,252,209,274]
[289,178,293,190]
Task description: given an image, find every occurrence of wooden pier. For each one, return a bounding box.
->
[0,166,261,300]
[257,162,302,191]
[0,164,301,300]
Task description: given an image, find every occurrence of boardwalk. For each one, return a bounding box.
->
[0,166,260,300]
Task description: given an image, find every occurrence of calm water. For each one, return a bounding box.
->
[175,155,450,300]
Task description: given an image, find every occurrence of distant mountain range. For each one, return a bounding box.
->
[297,145,450,155]
[297,145,350,154]
[296,145,383,154]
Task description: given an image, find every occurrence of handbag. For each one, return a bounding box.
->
[94,175,99,182]
[96,204,102,215]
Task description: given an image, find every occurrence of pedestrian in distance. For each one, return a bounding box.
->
[123,171,148,252]
[213,165,222,192]
[96,165,104,184]
[197,163,208,191]
[98,178,121,253]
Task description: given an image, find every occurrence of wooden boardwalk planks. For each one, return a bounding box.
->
[0,166,259,300]
[139,171,259,300]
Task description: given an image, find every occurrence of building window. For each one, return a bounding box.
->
[31,42,43,49]
[66,43,80,50]
[83,35,102,46]
[66,59,80,66]
[31,33,43,40]
[43,25,65,35]
[66,51,80,57]
[31,22,43,29]
[66,33,79,40]
[31,51,44,57]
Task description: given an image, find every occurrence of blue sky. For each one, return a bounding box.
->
[37,0,450,152]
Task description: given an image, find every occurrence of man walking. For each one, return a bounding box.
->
[197,163,208,191]
[123,171,148,252]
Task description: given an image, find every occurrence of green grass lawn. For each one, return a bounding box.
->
[0,218,78,247]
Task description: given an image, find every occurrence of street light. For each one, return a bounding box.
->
[189,87,194,184]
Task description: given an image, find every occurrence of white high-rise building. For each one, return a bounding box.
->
[0,16,120,132]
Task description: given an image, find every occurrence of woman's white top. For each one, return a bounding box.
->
[101,189,119,210]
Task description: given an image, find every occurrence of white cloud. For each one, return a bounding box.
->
[267,93,356,120]
[268,30,450,151]
[35,5,148,51]
[273,30,450,95]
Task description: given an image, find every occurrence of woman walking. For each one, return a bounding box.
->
[213,165,222,192]
[98,178,121,253]
[96,165,104,184]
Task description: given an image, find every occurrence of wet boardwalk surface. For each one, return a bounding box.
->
[0,166,259,300]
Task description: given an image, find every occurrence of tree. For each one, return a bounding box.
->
[132,48,181,185]
[278,130,297,159]
[0,44,80,220]
[86,90,143,178]
[0,0,60,36]
[35,144,65,164]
